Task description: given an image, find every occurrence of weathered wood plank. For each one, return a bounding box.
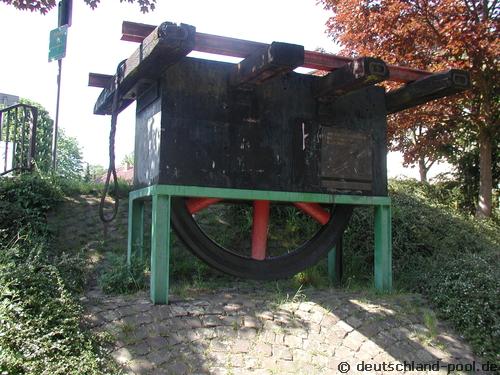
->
[314,57,388,100]
[231,42,304,87]
[94,22,196,115]
[120,20,431,83]
[386,69,470,114]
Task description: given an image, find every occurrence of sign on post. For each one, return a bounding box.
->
[48,25,68,62]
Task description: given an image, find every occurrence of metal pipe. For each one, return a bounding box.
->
[251,200,270,260]
[120,21,432,83]
[52,58,62,171]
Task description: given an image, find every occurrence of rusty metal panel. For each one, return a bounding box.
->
[320,128,372,180]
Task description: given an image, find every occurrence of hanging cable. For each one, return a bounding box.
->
[99,61,126,223]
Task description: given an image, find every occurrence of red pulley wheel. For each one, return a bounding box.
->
[170,197,352,280]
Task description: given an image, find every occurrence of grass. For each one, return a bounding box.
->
[268,283,307,311]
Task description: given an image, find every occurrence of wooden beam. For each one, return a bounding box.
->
[314,57,389,100]
[386,69,471,114]
[231,42,304,87]
[94,22,196,115]
[120,20,432,83]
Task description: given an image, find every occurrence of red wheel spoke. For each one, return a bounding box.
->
[293,202,330,225]
[251,200,270,260]
[186,197,223,214]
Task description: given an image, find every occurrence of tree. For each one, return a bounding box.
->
[1,0,155,14]
[56,130,84,179]
[84,164,105,182]
[319,0,499,217]
[442,120,500,214]
[122,152,134,167]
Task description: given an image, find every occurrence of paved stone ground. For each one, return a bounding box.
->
[82,286,482,375]
[51,195,485,374]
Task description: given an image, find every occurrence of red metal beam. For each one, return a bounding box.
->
[120,21,432,83]
[186,197,222,214]
[293,202,331,225]
[251,200,270,261]
[88,73,113,88]
[121,21,155,43]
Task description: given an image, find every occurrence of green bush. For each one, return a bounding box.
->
[341,180,499,283]
[0,173,62,239]
[0,239,110,374]
[0,174,117,374]
[98,253,148,294]
[414,252,500,363]
[339,179,500,364]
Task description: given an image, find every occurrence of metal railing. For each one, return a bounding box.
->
[0,104,38,176]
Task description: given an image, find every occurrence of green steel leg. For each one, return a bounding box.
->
[374,204,392,292]
[150,194,171,304]
[127,185,393,302]
[127,198,144,265]
[328,235,343,286]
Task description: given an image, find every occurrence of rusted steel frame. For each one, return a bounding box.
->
[11,107,18,169]
[251,200,270,260]
[293,202,331,225]
[88,73,113,89]
[29,107,38,171]
[20,107,27,167]
[186,197,223,214]
[314,57,389,100]
[121,21,155,43]
[120,21,431,83]
[0,104,38,173]
[4,110,11,173]
[0,103,38,114]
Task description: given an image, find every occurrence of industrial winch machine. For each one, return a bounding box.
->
[89,21,470,304]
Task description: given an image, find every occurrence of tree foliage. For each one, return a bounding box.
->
[319,0,499,216]
[56,131,83,179]
[1,0,155,14]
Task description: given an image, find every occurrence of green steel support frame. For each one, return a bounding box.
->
[127,184,392,304]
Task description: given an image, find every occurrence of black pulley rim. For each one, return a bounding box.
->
[170,197,353,280]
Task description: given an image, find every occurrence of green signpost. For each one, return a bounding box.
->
[48,25,68,62]
[48,0,72,171]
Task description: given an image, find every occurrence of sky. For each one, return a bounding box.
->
[0,0,450,179]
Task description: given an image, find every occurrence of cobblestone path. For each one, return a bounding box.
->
[83,287,480,375]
